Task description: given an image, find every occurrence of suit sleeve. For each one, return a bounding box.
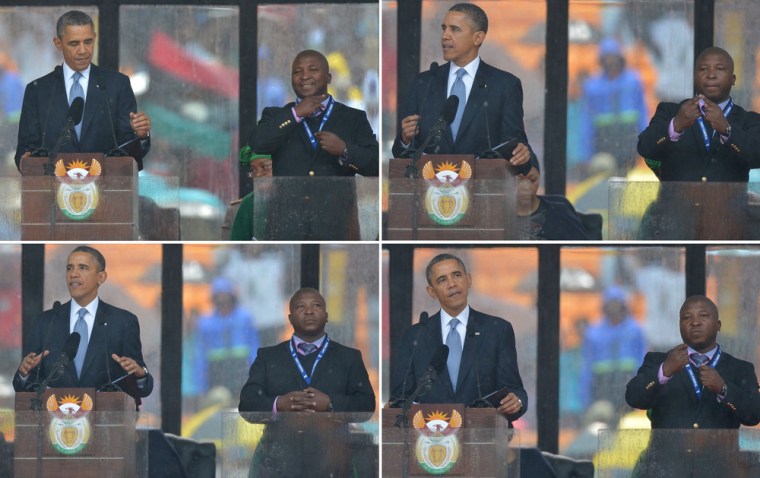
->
[637,102,678,168]
[390,324,419,402]
[329,348,376,413]
[625,352,665,410]
[339,108,378,177]
[497,76,537,167]
[15,82,42,169]
[119,311,153,397]
[249,106,297,156]
[723,361,760,426]
[12,312,45,392]
[112,73,150,164]
[391,73,423,158]
[497,321,528,420]
[724,110,760,170]
[238,347,274,413]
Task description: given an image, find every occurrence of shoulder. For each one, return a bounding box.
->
[470,308,513,330]
[332,101,369,118]
[478,61,521,85]
[99,300,138,321]
[325,338,361,356]
[643,351,667,363]
[720,351,755,368]
[539,194,576,210]
[90,64,131,85]
[255,341,290,358]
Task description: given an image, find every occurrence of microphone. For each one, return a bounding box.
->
[97,83,128,157]
[46,97,85,174]
[400,62,439,158]
[391,311,428,408]
[96,316,122,392]
[33,332,80,390]
[30,66,63,158]
[68,96,85,129]
[403,344,449,406]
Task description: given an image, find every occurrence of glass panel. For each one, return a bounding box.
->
[181,245,301,440]
[43,244,162,428]
[223,411,378,477]
[558,247,686,459]
[256,4,379,127]
[382,1,398,213]
[0,7,99,178]
[706,247,760,375]
[566,1,693,215]
[252,177,378,241]
[608,179,760,240]
[0,245,21,419]
[597,429,760,477]
[716,1,760,183]
[120,6,239,240]
[406,247,539,448]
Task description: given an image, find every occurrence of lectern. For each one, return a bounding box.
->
[386,156,528,240]
[21,154,138,240]
[14,389,141,477]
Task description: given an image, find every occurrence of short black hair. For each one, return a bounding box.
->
[293,49,330,72]
[289,287,325,308]
[681,295,719,321]
[695,46,734,73]
[449,3,488,33]
[70,245,106,272]
[56,10,95,39]
[425,253,467,285]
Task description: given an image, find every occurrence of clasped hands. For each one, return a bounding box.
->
[663,343,725,394]
[277,387,331,412]
[674,94,730,135]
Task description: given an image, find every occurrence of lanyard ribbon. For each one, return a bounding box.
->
[289,335,330,386]
[301,96,335,150]
[697,99,733,151]
[685,345,721,399]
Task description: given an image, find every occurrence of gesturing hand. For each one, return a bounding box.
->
[662,343,690,377]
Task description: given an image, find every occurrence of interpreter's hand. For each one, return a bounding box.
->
[112,354,147,378]
[314,131,346,156]
[497,392,523,415]
[277,391,314,412]
[662,343,690,377]
[510,143,531,167]
[294,94,327,118]
[130,112,151,139]
[303,387,332,412]
[400,114,420,144]
[18,351,49,377]
[673,97,702,133]
[698,95,730,135]
[699,365,726,394]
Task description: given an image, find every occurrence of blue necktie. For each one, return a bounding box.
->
[449,68,467,141]
[446,318,462,391]
[690,353,710,368]
[70,71,85,139]
[298,342,318,355]
[74,308,89,378]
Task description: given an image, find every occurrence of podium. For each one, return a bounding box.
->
[21,154,138,240]
[382,405,515,477]
[14,389,144,477]
[386,156,529,240]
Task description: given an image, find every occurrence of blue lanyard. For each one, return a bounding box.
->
[301,96,335,150]
[289,335,330,386]
[684,345,721,399]
[697,99,733,151]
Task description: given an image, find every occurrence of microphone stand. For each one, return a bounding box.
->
[395,370,438,478]
[29,358,67,478]
[406,123,444,241]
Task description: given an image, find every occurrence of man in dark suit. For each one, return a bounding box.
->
[392,3,536,172]
[625,295,760,477]
[247,50,378,240]
[636,47,760,239]
[14,246,153,403]
[15,10,151,171]
[238,287,375,414]
[390,253,527,422]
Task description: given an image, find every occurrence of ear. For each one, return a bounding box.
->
[325,312,329,323]
[466,273,472,289]
[731,74,736,86]
[327,72,332,85]
[717,319,722,332]
[53,36,62,52]
[426,285,437,299]
[474,31,486,48]
[97,270,107,286]
[288,313,293,325]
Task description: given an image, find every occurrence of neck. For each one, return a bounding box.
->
[295,331,326,342]
[442,305,466,317]
[691,342,717,354]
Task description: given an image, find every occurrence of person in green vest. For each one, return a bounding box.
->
[229,146,272,240]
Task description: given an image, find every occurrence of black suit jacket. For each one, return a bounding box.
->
[625,350,760,428]
[15,64,150,171]
[637,100,760,182]
[13,299,153,398]
[249,99,378,177]
[238,338,375,413]
[391,61,536,164]
[390,308,527,421]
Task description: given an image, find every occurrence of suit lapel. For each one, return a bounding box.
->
[434,66,455,150]
[283,341,309,389]
[80,65,101,144]
[78,303,106,386]
[456,310,481,398]
[426,312,456,397]
[54,301,80,384]
[48,74,72,150]
[455,64,487,145]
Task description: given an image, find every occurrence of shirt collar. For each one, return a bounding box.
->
[295,94,331,110]
[440,305,470,329]
[71,296,99,321]
[62,63,91,82]
[292,333,327,353]
[687,344,718,361]
[449,57,480,81]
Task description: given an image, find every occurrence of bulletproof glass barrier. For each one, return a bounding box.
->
[608,179,760,240]
[596,428,760,478]
[224,411,378,478]
[386,157,531,240]
[252,176,378,241]
[5,156,179,240]
[13,391,147,478]
[382,405,519,477]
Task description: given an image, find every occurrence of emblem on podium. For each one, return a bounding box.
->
[55,158,102,220]
[46,392,93,455]
[413,408,462,474]
[423,160,471,226]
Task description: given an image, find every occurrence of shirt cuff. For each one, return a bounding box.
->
[291,107,303,123]
[658,364,672,385]
[668,119,683,142]
[272,396,279,414]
